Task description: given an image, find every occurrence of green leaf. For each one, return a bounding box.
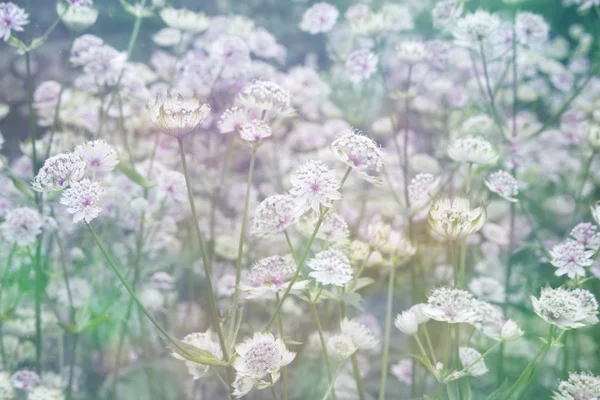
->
[7,36,28,53]
[75,308,91,331]
[339,292,365,311]
[5,171,35,200]
[29,37,46,51]
[116,162,155,188]
[446,381,460,400]
[168,339,228,367]
[484,380,510,400]
[58,322,78,334]
[459,377,472,400]
[348,277,374,292]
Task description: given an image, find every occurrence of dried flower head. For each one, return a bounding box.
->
[532,287,598,329]
[428,197,486,241]
[147,93,211,138]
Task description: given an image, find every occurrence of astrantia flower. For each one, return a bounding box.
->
[147,94,211,139]
[570,223,600,250]
[1,207,43,246]
[308,249,353,287]
[532,287,598,329]
[251,194,297,238]
[345,49,379,84]
[233,332,295,397]
[500,319,524,342]
[59,178,102,223]
[57,2,98,32]
[327,334,357,360]
[240,255,307,299]
[452,11,500,46]
[397,41,428,64]
[160,7,210,32]
[218,107,249,134]
[408,173,440,211]
[472,300,505,338]
[172,331,223,380]
[341,317,378,350]
[395,310,418,335]
[554,372,600,400]
[32,153,86,192]
[485,170,518,202]
[76,139,119,174]
[331,130,383,184]
[459,347,488,377]
[549,239,594,279]
[0,2,29,42]
[448,136,498,165]
[239,119,272,143]
[0,372,15,400]
[432,0,463,29]
[238,81,292,115]
[428,197,486,241]
[10,369,40,390]
[27,386,64,400]
[515,12,549,46]
[421,287,481,324]
[156,170,187,203]
[299,2,339,34]
[391,359,413,385]
[289,160,341,214]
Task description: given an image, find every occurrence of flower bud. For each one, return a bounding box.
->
[394,311,419,336]
[500,319,524,342]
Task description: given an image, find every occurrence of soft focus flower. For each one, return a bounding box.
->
[515,12,549,46]
[233,332,295,398]
[395,310,418,335]
[340,317,378,351]
[76,139,119,174]
[391,359,413,385]
[408,173,440,211]
[0,372,15,400]
[251,194,297,238]
[448,136,498,165]
[0,2,29,42]
[218,107,249,134]
[459,347,488,376]
[238,81,292,115]
[570,223,600,250]
[500,319,524,342]
[345,49,379,84]
[532,287,598,329]
[327,334,357,360]
[160,7,210,32]
[10,369,40,390]
[432,0,463,29]
[452,10,500,46]
[32,153,86,192]
[27,386,64,400]
[554,372,600,400]
[58,2,98,32]
[421,287,481,324]
[397,41,428,64]
[59,178,102,223]
[469,276,505,303]
[289,160,341,215]
[239,119,272,143]
[331,130,383,184]
[549,239,594,279]
[156,170,187,203]
[240,255,307,299]
[172,331,223,380]
[147,93,211,138]
[485,170,519,202]
[308,249,353,287]
[428,197,487,240]
[299,2,339,34]
[1,207,43,246]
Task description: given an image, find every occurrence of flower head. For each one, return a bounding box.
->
[238,80,292,114]
[459,347,488,376]
[554,372,600,400]
[1,207,43,246]
[428,197,486,241]
[331,130,382,184]
[0,2,29,42]
[570,223,600,250]
[172,331,223,380]
[300,2,339,34]
[33,153,87,192]
[345,49,379,84]
[0,372,15,400]
[448,136,498,165]
[289,160,341,215]
[395,310,418,335]
[452,10,500,46]
[308,249,353,287]
[341,317,378,351]
[327,334,357,360]
[251,194,297,238]
[10,369,40,390]
[515,12,549,46]
[549,239,594,279]
[27,386,64,400]
[532,287,598,329]
[218,107,249,134]
[241,255,307,299]
[500,319,524,342]
[239,119,272,143]
[59,178,102,223]
[485,170,518,202]
[76,139,119,174]
[160,7,210,32]
[147,93,211,138]
[421,287,481,324]
[408,173,440,212]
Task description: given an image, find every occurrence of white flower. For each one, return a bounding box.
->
[59,178,102,223]
[57,2,98,32]
[32,153,87,192]
[500,319,524,342]
[239,119,272,143]
[152,28,182,47]
[251,194,298,238]
[549,239,594,279]
[27,386,64,400]
[391,359,413,385]
[408,173,440,212]
[428,197,486,241]
[156,170,187,203]
[159,7,210,32]
[397,41,428,64]
[515,12,549,46]
[485,170,519,202]
[66,0,93,7]
[218,107,250,134]
[452,11,500,46]
[233,332,295,397]
[570,223,600,250]
[554,372,600,400]
[172,331,223,380]
[147,93,211,139]
[340,317,378,350]
[459,347,488,377]
[345,49,379,84]
[289,160,341,215]
[240,255,307,299]
[327,334,357,360]
[421,287,481,324]
[592,201,600,227]
[76,139,119,174]
[432,0,463,30]
[0,372,15,400]
[238,81,292,115]
[469,276,505,303]
[0,2,29,42]
[448,136,498,165]
[331,130,382,184]
[1,207,43,246]
[532,287,598,329]
[395,311,418,336]
[299,2,339,34]
[308,249,353,287]
[10,369,40,390]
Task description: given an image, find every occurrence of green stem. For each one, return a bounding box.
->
[310,302,337,400]
[33,240,43,373]
[229,148,257,340]
[351,353,365,400]
[459,239,466,289]
[378,265,396,400]
[276,294,288,400]
[422,325,437,364]
[66,333,78,400]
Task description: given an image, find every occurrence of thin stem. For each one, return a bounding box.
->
[422,325,437,364]
[177,138,229,361]
[310,302,337,400]
[459,239,467,289]
[348,250,373,290]
[378,265,396,400]
[276,293,288,400]
[229,148,257,340]
[351,353,365,400]
[66,334,79,400]
[33,240,43,373]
